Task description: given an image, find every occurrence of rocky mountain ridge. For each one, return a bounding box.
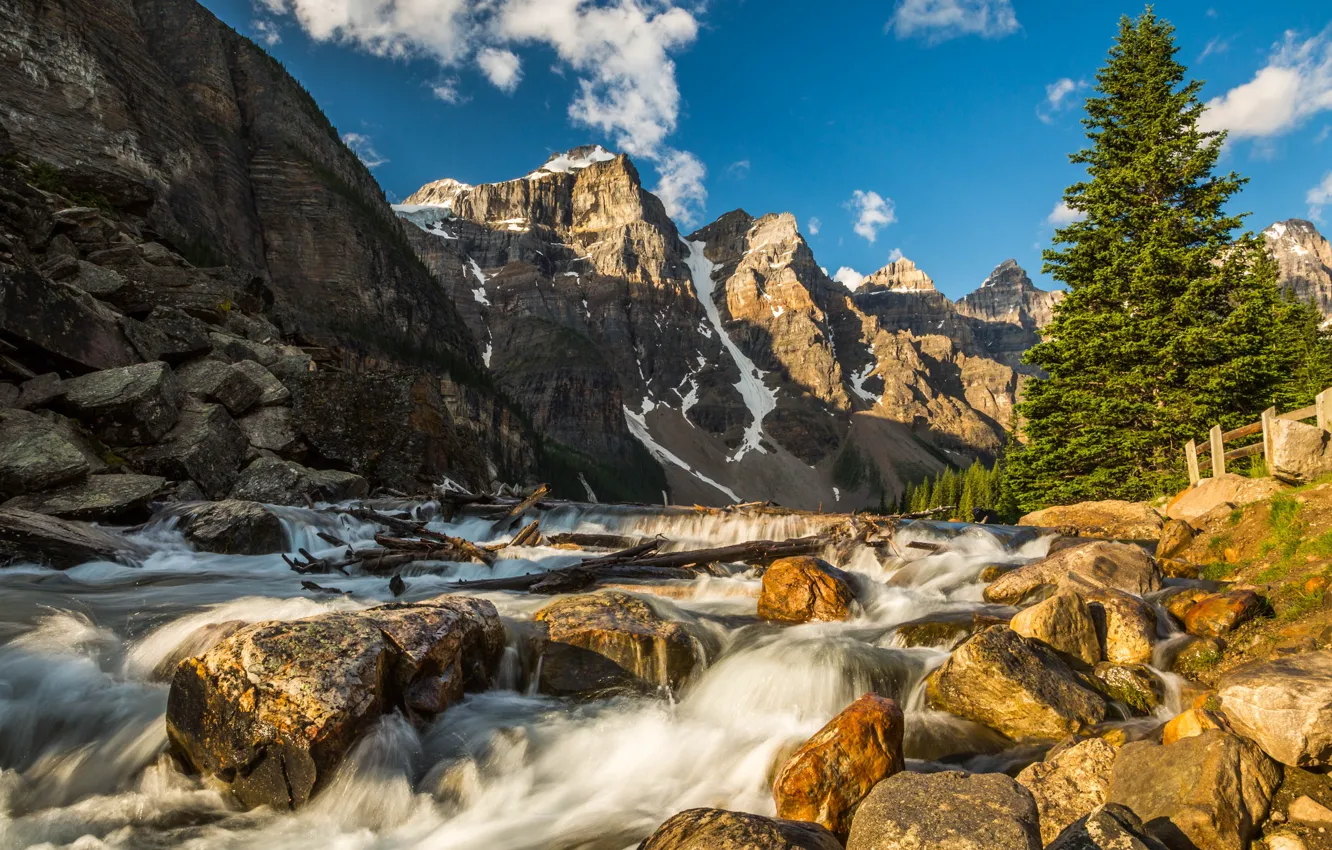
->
[1265,219,1332,317]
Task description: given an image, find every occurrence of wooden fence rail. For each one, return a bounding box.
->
[1186,390,1332,485]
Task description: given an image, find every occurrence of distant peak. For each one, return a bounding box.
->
[1265,219,1321,240]
[860,257,937,293]
[527,145,618,179]
[979,259,1030,289]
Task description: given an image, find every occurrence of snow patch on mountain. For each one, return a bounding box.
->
[624,402,740,502]
[527,145,617,180]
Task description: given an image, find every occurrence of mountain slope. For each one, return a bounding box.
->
[1265,219,1332,316]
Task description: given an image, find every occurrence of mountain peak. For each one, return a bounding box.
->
[860,257,937,293]
[979,259,1031,289]
[527,145,619,179]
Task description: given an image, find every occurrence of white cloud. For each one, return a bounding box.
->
[477,46,522,92]
[260,0,707,224]
[726,159,750,178]
[888,0,1019,43]
[1316,125,1331,143]
[1046,201,1084,226]
[430,77,467,104]
[834,267,865,290]
[887,247,904,263]
[342,132,387,168]
[1200,27,1332,139]
[807,217,821,236]
[1037,77,1085,124]
[251,19,281,46]
[1309,171,1332,222]
[652,149,707,227]
[1198,36,1231,63]
[845,190,897,243]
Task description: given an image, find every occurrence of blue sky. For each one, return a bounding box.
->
[201,0,1332,299]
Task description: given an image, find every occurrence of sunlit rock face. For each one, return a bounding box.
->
[1265,219,1332,317]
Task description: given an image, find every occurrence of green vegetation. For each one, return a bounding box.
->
[1006,9,1332,511]
[21,159,113,214]
[537,438,668,505]
[898,459,1007,521]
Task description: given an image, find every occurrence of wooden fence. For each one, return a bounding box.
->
[1186,390,1332,485]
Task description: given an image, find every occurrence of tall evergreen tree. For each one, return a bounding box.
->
[1008,9,1298,511]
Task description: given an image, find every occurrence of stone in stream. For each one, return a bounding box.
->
[893,611,1009,649]
[174,500,286,555]
[166,596,504,810]
[1161,707,1228,745]
[57,361,185,446]
[1046,804,1170,850]
[846,770,1042,850]
[1009,588,1102,667]
[0,408,89,498]
[639,808,841,850]
[757,556,856,623]
[228,456,368,506]
[3,473,166,522]
[532,591,713,696]
[1106,730,1281,850]
[926,626,1107,742]
[1066,579,1158,665]
[0,506,132,568]
[984,541,1162,604]
[772,693,905,838]
[1217,651,1332,768]
[1019,500,1165,541]
[1183,590,1266,638]
[1090,663,1162,715]
[1016,736,1119,846]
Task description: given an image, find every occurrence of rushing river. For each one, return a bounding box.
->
[0,502,1185,849]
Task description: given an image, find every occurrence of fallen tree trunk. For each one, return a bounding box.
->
[544,532,646,549]
[491,484,550,533]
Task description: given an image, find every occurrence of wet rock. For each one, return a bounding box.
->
[236,407,302,456]
[175,500,286,555]
[1046,804,1169,850]
[1069,581,1157,665]
[228,456,368,506]
[533,591,710,696]
[1164,587,1213,622]
[1090,663,1162,715]
[1106,730,1281,850]
[1019,500,1164,540]
[166,596,504,810]
[1162,708,1228,745]
[926,626,1106,741]
[772,693,905,838]
[124,401,248,498]
[58,361,184,446]
[0,506,130,568]
[3,473,165,522]
[0,409,89,498]
[1218,651,1332,768]
[232,360,289,406]
[1016,737,1118,845]
[846,770,1041,850]
[980,563,1019,582]
[640,808,841,850]
[1166,474,1285,522]
[1010,588,1102,667]
[894,611,1008,648]
[0,265,139,372]
[1170,636,1224,676]
[1183,590,1265,638]
[984,541,1161,604]
[1157,519,1195,560]
[758,556,856,623]
[175,359,263,416]
[151,620,248,680]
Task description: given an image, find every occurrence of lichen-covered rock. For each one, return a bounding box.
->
[758,556,856,623]
[846,770,1041,850]
[124,400,248,498]
[175,500,286,555]
[894,611,1008,649]
[640,808,841,850]
[1106,730,1281,850]
[0,265,139,373]
[175,359,264,416]
[533,591,711,696]
[1010,588,1101,667]
[57,361,184,446]
[1183,590,1265,638]
[1046,804,1169,850]
[232,360,290,406]
[236,406,302,456]
[772,693,905,838]
[1016,737,1118,845]
[165,596,504,810]
[984,542,1161,604]
[1019,500,1164,540]
[140,306,213,363]
[3,473,165,522]
[1218,651,1332,768]
[0,408,89,498]
[228,456,368,505]
[926,626,1106,742]
[1090,663,1162,715]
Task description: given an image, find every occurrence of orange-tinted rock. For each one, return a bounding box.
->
[773,693,905,838]
[758,556,855,623]
[1157,518,1195,560]
[1184,590,1265,638]
[1162,708,1228,745]
[1164,588,1213,622]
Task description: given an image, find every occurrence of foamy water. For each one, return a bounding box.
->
[0,502,1179,850]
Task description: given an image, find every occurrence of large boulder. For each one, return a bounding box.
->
[846,770,1041,850]
[3,473,165,522]
[1268,418,1332,484]
[925,626,1106,741]
[228,456,368,506]
[0,265,139,372]
[174,500,287,555]
[0,506,131,568]
[1046,804,1170,850]
[232,360,290,406]
[1156,519,1195,560]
[1019,500,1164,540]
[1016,737,1119,845]
[532,591,711,696]
[1183,590,1265,638]
[773,693,905,838]
[124,401,248,498]
[57,362,184,446]
[1068,580,1157,665]
[1009,588,1101,667]
[1166,474,1285,522]
[236,407,302,456]
[174,359,263,416]
[141,307,213,362]
[984,541,1161,605]
[758,556,856,623]
[640,808,841,850]
[166,597,504,810]
[1217,651,1332,768]
[1106,730,1281,850]
[0,408,89,498]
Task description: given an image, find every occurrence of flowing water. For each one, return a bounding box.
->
[0,503,1186,850]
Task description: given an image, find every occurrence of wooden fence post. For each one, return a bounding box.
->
[1185,439,1200,485]
[1262,407,1277,472]
[1209,425,1225,478]
[1318,389,1331,433]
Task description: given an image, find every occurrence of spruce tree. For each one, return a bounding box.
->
[1008,9,1296,511]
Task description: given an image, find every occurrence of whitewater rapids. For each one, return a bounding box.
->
[0,503,1183,849]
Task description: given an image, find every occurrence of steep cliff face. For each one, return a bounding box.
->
[1265,219,1332,316]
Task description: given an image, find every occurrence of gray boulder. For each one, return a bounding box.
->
[0,409,89,498]
[1046,804,1169,850]
[0,506,131,568]
[142,307,213,362]
[1218,651,1332,768]
[174,500,286,555]
[232,360,290,406]
[984,541,1162,604]
[3,473,165,522]
[228,457,368,506]
[208,332,278,366]
[846,770,1041,850]
[0,265,139,372]
[1016,737,1118,845]
[58,361,184,446]
[640,808,841,850]
[236,407,302,456]
[175,359,263,416]
[15,372,65,410]
[124,401,248,498]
